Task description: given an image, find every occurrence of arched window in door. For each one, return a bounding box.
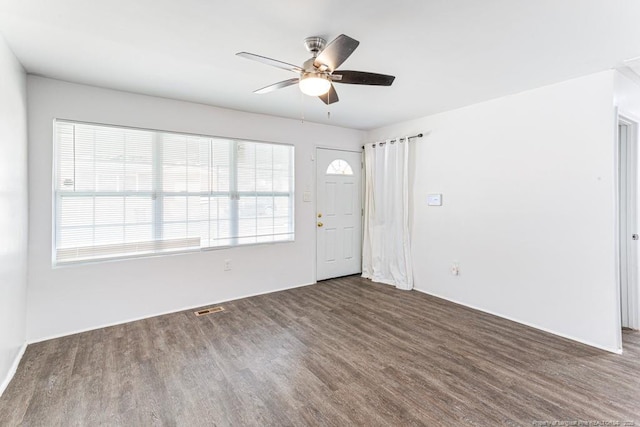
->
[326,159,354,175]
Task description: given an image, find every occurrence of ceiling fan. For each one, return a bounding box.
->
[236,34,395,105]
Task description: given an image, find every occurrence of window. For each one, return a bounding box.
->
[54,120,294,265]
[326,159,354,175]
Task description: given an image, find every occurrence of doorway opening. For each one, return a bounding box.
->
[618,116,640,332]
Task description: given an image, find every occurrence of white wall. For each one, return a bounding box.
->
[367,71,622,352]
[0,34,28,393]
[27,76,364,342]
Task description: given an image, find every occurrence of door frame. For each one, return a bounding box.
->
[617,114,640,332]
[314,146,363,282]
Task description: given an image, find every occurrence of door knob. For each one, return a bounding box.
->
[317,222,323,227]
[633,234,639,241]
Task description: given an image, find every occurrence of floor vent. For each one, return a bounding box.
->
[194,306,225,316]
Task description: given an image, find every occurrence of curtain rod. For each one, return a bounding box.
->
[362,133,423,149]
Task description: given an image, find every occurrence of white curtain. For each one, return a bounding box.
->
[362,138,413,290]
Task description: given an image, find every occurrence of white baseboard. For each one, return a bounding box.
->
[28,281,316,344]
[413,287,622,355]
[0,343,27,397]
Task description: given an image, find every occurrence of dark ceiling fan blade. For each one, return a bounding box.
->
[254,78,300,94]
[236,52,303,74]
[313,34,359,72]
[318,84,339,105]
[331,71,395,86]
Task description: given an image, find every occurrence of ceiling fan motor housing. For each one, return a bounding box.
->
[303,57,324,73]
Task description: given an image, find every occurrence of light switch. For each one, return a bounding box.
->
[303,191,312,202]
[427,194,442,206]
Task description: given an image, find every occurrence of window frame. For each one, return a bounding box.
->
[52,119,296,266]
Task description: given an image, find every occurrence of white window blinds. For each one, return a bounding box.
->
[54,120,294,264]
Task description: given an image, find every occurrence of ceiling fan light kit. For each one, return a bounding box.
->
[299,73,331,96]
[237,34,395,105]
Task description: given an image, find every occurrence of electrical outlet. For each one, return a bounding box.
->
[224,259,232,271]
[450,262,460,276]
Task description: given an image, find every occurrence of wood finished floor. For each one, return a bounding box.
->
[1,276,639,426]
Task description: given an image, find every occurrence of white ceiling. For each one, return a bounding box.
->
[1,0,640,130]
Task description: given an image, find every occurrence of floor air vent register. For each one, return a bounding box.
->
[194,306,225,316]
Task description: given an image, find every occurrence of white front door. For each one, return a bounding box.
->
[316,148,362,281]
